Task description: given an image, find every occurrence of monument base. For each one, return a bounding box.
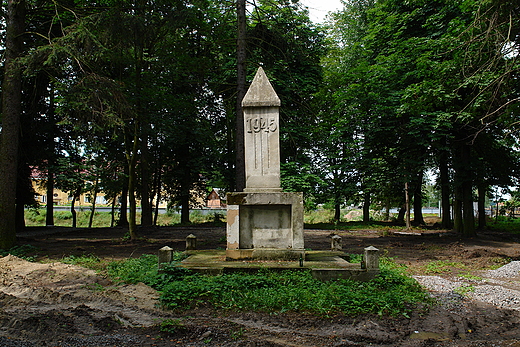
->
[226,248,305,261]
[226,192,304,260]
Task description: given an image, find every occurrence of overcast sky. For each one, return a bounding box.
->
[300,0,344,23]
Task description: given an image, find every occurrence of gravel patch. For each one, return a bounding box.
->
[486,260,520,278]
[471,285,520,310]
[415,261,520,312]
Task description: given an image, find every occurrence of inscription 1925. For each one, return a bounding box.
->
[246,117,277,133]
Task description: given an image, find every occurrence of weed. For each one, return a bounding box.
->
[458,273,483,281]
[83,283,105,292]
[159,318,185,334]
[0,244,38,261]
[424,260,466,274]
[60,254,104,270]
[230,327,246,340]
[454,284,475,296]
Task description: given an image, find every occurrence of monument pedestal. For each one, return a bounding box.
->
[226,192,304,260]
[226,67,305,261]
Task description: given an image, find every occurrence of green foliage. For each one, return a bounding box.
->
[424,260,466,274]
[160,265,429,317]
[0,244,38,261]
[159,318,185,334]
[107,253,188,289]
[107,254,160,285]
[60,254,103,270]
[106,253,429,317]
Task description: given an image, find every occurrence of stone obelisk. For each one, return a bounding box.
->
[226,67,304,260]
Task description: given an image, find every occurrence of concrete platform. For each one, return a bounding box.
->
[180,250,379,281]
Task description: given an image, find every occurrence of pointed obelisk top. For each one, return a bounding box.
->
[242,67,281,107]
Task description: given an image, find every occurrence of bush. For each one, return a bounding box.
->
[106,255,430,317]
[159,265,429,317]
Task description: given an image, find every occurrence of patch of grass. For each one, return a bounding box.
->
[424,260,466,275]
[106,254,430,318]
[159,318,185,334]
[458,273,483,281]
[0,244,38,261]
[489,257,510,269]
[488,217,520,234]
[159,264,429,317]
[454,284,475,296]
[60,254,105,270]
[107,253,188,288]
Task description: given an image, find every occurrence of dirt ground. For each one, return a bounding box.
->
[1,223,520,346]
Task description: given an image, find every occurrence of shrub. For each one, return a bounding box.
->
[106,255,430,317]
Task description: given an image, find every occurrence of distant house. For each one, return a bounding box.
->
[206,188,226,208]
[31,167,223,210]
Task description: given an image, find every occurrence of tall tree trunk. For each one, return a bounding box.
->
[453,184,463,233]
[15,199,25,232]
[477,182,487,230]
[140,133,153,226]
[460,144,476,237]
[334,203,341,222]
[110,197,116,228]
[88,176,99,228]
[180,161,191,224]
[413,172,425,226]
[153,163,162,226]
[126,125,139,239]
[46,171,55,226]
[0,0,25,249]
[396,200,406,223]
[439,149,452,229]
[118,165,129,227]
[405,182,411,230]
[71,190,80,228]
[46,86,56,227]
[235,0,247,192]
[362,191,370,222]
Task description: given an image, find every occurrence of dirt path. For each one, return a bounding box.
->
[1,226,519,346]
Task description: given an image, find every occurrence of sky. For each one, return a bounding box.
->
[300,0,344,23]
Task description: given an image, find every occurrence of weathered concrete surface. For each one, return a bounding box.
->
[242,67,282,192]
[226,192,304,260]
[226,67,304,260]
[181,250,380,281]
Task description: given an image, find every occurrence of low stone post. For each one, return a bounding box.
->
[363,246,379,271]
[331,234,342,251]
[186,234,197,251]
[158,246,173,271]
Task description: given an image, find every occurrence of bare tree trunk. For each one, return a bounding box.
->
[126,125,139,239]
[110,197,116,228]
[88,176,99,228]
[46,171,55,226]
[0,0,25,249]
[71,190,81,228]
[118,166,129,227]
[362,191,370,222]
[334,203,341,222]
[46,86,56,227]
[460,144,476,237]
[153,167,162,226]
[405,182,411,230]
[453,185,463,233]
[140,127,153,226]
[413,172,425,226]
[439,149,452,229]
[477,183,487,230]
[235,0,247,192]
